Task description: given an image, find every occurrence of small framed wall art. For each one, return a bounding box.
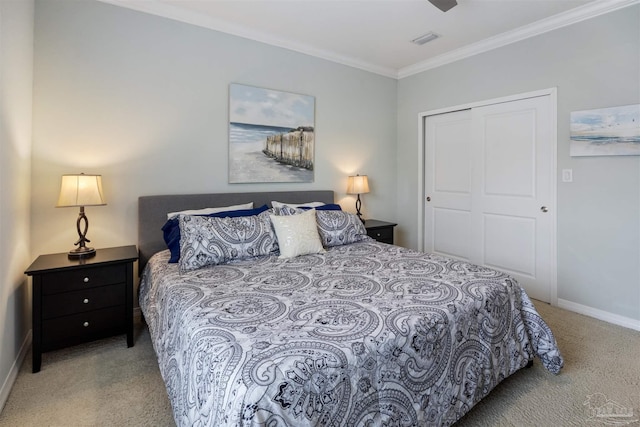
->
[228,83,315,183]
[570,104,640,156]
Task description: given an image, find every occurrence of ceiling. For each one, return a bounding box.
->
[101,0,636,78]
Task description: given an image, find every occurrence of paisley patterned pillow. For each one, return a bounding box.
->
[273,205,301,216]
[271,201,325,210]
[178,210,278,272]
[275,203,342,216]
[315,210,369,247]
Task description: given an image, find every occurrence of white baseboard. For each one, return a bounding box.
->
[0,329,32,413]
[557,299,640,331]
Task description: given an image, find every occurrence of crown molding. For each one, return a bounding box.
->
[97,0,398,79]
[99,0,638,80]
[397,0,640,79]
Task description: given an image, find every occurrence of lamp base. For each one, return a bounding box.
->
[355,194,365,223]
[68,246,96,259]
[68,206,96,259]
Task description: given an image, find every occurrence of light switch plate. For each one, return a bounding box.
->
[562,169,573,183]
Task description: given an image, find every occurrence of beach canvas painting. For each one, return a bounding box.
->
[229,83,315,183]
[570,104,640,156]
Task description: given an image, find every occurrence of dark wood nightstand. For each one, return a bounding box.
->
[364,219,397,244]
[25,245,138,373]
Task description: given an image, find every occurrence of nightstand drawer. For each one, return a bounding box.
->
[42,264,126,294]
[42,284,125,319]
[367,227,393,244]
[42,305,125,351]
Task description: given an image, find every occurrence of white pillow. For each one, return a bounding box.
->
[270,209,325,259]
[271,201,325,210]
[167,202,253,220]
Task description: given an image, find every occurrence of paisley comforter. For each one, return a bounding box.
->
[139,240,563,427]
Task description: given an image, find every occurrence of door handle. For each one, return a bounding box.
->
[426,196,431,202]
[540,206,548,213]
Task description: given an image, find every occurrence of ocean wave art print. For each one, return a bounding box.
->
[570,104,640,156]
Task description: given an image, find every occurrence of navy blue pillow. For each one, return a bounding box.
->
[162,205,269,263]
[299,203,342,211]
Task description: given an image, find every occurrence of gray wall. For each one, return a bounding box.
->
[31,0,398,260]
[397,6,640,321]
[0,0,34,409]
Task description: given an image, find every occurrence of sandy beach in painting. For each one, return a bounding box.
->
[228,123,313,183]
[570,140,640,156]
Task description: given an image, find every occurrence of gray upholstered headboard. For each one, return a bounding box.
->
[138,190,334,273]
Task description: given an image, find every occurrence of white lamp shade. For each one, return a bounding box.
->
[56,174,106,207]
[347,175,370,195]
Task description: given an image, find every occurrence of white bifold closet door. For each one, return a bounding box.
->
[424,95,553,302]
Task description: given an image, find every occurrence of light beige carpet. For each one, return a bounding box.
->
[0,301,638,426]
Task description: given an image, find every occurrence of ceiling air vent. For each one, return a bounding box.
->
[411,32,440,45]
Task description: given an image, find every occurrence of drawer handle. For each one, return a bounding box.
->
[376,233,382,237]
[83,277,89,283]
[83,321,89,327]
[83,298,89,304]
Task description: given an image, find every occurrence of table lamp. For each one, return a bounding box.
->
[56,173,106,259]
[346,174,370,223]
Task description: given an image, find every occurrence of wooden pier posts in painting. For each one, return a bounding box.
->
[263,126,314,170]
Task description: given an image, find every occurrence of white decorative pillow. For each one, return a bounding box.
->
[315,210,369,247]
[167,202,253,220]
[271,201,325,210]
[270,209,325,259]
[178,210,277,272]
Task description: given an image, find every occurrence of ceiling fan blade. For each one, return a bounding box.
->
[428,0,457,12]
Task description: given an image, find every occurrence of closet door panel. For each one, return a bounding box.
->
[425,94,554,302]
[424,110,472,260]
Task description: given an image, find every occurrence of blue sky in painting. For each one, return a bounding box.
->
[571,104,639,137]
[229,84,315,128]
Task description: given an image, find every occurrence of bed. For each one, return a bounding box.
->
[138,191,563,427]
